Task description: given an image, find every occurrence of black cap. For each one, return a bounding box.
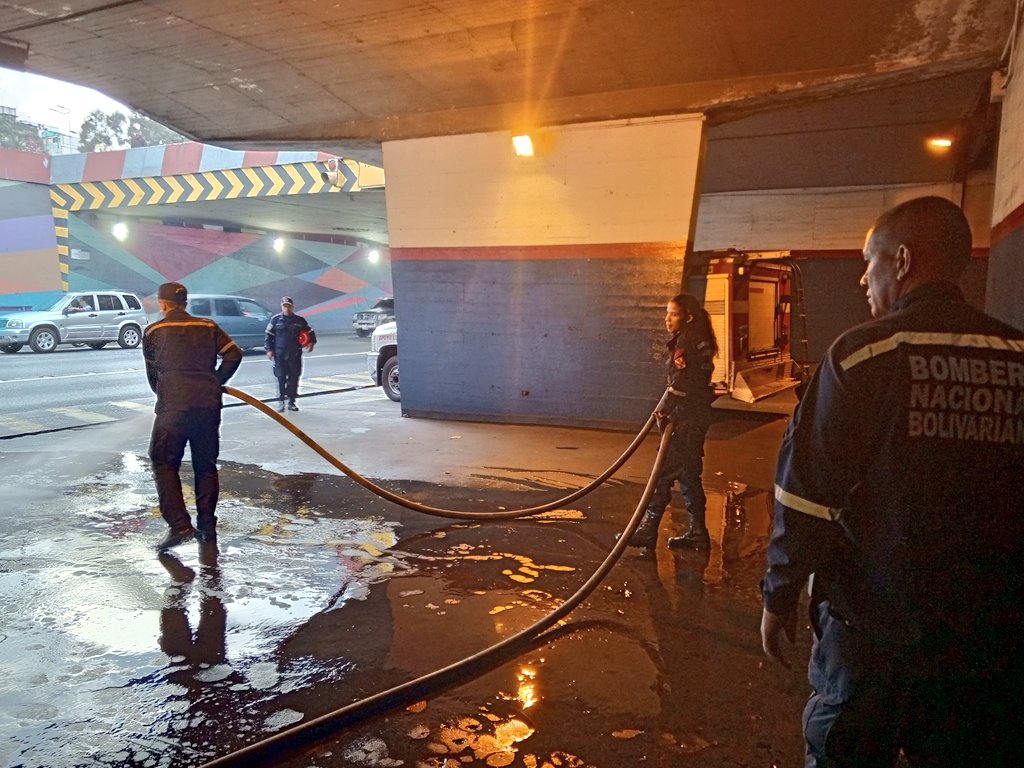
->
[158,282,188,304]
[281,296,294,306]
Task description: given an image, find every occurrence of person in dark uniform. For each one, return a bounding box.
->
[265,296,316,412]
[144,282,242,551]
[760,196,1024,766]
[626,292,718,549]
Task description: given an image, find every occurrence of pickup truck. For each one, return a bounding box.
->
[366,321,399,401]
[352,297,395,337]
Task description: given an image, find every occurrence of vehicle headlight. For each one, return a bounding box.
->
[6,319,24,329]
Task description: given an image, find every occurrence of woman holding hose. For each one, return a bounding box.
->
[628,293,718,550]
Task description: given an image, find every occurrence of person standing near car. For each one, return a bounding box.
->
[144,282,242,551]
[265,296,316,412]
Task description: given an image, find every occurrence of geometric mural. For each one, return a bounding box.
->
[1,144,392,326]
[66,216,392,333]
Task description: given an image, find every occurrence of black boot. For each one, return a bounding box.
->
[622,508,664,548]
[155,526,195,551]
[668,511,710,550]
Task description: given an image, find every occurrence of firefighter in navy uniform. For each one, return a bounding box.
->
[626,292,718,550]
[760,197,1024,767]
[265,296,317,412]
[144,282,242,551]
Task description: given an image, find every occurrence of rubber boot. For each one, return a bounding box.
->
[668,511,710,550]
[623,508,664,548]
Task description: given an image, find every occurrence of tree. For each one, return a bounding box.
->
[78,109,186,151]
[0,112,45,153]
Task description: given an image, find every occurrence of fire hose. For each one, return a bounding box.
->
[224,385,662,520]
[198,388,675,767]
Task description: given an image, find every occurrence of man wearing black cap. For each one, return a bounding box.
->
[143,282,243,551]
[264,296,316,412]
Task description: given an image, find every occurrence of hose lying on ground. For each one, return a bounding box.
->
[197,421,675,768]
[224,385,657,521]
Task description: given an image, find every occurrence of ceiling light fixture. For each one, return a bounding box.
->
[111,222,128,241]
[512,134,534,157]
[272,236,285,253]
[368,249,380,264]
[926,136,953,150]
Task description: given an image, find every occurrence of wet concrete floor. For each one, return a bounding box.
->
[0,395,811,768]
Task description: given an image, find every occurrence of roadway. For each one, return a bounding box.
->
[0,333,376,439]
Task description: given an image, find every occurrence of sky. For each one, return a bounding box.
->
[0,66,131,134]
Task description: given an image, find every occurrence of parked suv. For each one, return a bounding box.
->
[1,290,148,353]
[367,321,399,401]
[185,294,273,351]
[352,297,395,337]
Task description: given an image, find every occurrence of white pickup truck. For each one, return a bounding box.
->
[366,321,399,401]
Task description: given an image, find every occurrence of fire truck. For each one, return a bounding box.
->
[684,249,809,403]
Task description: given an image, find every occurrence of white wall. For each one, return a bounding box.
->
[993,30,1024,227]
[383,115,705,249]
[695,179,994,252]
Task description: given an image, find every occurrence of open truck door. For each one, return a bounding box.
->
[685,249,809,404]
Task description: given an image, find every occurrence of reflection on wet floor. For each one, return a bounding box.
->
[0,447,805,767]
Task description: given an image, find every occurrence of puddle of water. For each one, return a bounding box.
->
[0,453,413,768]
[0,431,789,767]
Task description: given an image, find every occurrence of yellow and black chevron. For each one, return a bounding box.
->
[50,161,341,212]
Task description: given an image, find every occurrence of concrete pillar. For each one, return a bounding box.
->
[383,115,705,427]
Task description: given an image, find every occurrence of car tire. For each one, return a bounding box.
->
[29,326,59,353]
[381,355,400,402]
[118,325,142,349]
[356,328,370,337]
[0,343,23,353]
[87,342,108,350]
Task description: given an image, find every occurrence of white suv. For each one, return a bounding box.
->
[1,290,148,353]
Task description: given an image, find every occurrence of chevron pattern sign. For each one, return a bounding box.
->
[49,160,343,212]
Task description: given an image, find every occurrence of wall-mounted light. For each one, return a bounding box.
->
[367,248,380,264]
[111,222,129,241]
[926,135,954,152]
[512,134,534,157]
[272,236,285,253]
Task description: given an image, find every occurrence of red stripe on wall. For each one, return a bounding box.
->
[81,149,128,182]
[242,150,283,167]
[162,142,205,176]
[392,241,689,261]
[787,247,989,261]
[992,200,1024,245]
[0,148,51,183]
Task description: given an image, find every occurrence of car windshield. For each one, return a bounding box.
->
[47,297,71,311]
[372,298,394,310]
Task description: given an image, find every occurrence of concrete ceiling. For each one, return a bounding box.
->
[1,0,1014,240]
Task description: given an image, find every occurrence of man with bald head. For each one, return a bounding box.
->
[760,197,1024,766]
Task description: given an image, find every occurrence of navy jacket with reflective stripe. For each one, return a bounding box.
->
[762,282,1024,638]
[264,312,316,359]
[663,329,715,422]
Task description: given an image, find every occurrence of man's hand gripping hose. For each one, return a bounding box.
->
[200,388,676,767]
